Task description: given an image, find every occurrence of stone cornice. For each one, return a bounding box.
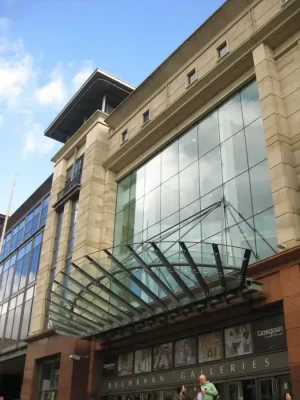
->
[103,3,300,174]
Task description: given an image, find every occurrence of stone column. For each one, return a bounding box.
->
[253,43,300,248]
[72,120,117,264]
[29,159,67,335]
[280,264,300,398]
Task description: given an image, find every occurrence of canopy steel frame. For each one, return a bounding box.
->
[104,249,167,310]
[47,193,274,339]
[71,262,136,319]
[50,289,112,327]
[53,280,114,326]
[60,271,121,324]
[126,244,180,304]
[239,249,252,286]
[86,255,153,313]
[179,242,209,296]
[49,299,102,330]
[212,243,226,291]
[150,242,194,300]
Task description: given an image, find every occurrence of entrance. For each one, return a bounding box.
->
[101,375,291,400]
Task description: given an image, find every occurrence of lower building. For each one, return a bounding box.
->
[0,176,52,399]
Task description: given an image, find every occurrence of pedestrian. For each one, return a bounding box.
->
[174,385,186,400]
[285,393,293,400]
[199,375,218,400]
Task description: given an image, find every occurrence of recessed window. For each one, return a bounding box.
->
[187,69,197,85]
[121,130,128,143]
[143,110,150,124]
[218,42,228,58]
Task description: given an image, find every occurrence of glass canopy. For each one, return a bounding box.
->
[47,201,265,339]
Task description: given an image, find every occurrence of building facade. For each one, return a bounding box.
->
[16,0,300,399]
[0,176,52,399]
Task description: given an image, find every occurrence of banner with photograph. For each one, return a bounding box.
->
[153,342,173,371]
[134,348,152,374]
[198,330,223,363]
[175,337,197,367]
[225,323,253,358]
[118,352,133,376]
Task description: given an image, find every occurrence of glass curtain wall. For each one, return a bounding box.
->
[0,195,48,351]
[0,195,50,261]
[114,81,277,264]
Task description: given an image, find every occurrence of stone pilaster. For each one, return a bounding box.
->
[29,159,67,334]
[72,120,117,266]
[253,43,300,248]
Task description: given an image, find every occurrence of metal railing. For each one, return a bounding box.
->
[57,169,82,201]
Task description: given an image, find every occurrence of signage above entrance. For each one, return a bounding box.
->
[253,314,287,354]
[99,351,289,393]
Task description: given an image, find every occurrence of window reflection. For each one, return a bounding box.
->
[241,81,261,127]
[219,93,243,142]
[245,118,267,168]
[162,141,179,183]
[161,175,179,220]
[179,125,198,171]
[114,81,276,267]
[250,161,273,214]
[221,131,248,183]
[179,161,199,208]
[145,154,161,194]
[198,111,219,157]
[224,172,252,227]
[199,147,222,196]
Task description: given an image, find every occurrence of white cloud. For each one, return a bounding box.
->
[34,77,67,105]
[0,53,33,103]
[34,61,93,105]
[22,123,55,158]
[0,115,3,127]
[72,61,93,90]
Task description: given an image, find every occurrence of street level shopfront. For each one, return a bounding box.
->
[98,311,291,400]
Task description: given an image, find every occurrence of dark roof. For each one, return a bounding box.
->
[6,174,53,232]
[44,69,135,143]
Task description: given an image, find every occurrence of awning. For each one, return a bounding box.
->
[47,237,263,339]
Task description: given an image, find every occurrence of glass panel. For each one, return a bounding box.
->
[222,131,248,182]
[179,161,200,208]
[219,93,243,142]
[250,160,273,214]
[130,166,145,203]
[40,362,52,391]
[228,383,243,400]
[145,154,161,194]
[241,379,256,400]
[143,187,161,232]
[198,111,219,157]
[161,175,179,220]
[116,176,131,214]
[245,118,267,168]
[255,208,277,259]
[224,172,252,227]
[199,147,222,196]
[259,379,274,400]
[201,187,223,241]
[128,197,144,243]
[241,81,261,127]
[162,140,179,183]
[179,125,198,171]
[20,299,32,339]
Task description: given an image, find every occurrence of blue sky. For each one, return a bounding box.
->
[0,0,225,214]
